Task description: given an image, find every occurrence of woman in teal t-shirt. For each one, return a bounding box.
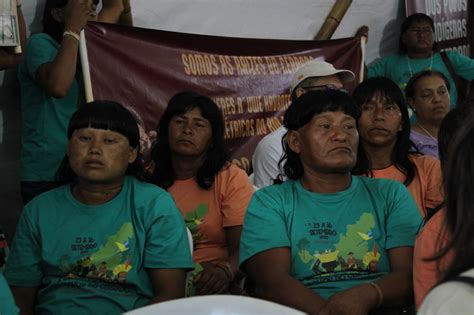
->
[5,101,194,314]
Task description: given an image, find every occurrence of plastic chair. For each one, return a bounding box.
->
[123,295,305,315]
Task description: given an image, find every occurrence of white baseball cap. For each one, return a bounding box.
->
[290,59,355,94]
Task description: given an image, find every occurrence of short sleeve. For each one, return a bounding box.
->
[385,181,423,249]
[24,34,59,80]
[421,157,444,211]
[239,187,291,269]
[448,51,474,81]
[143,193,194,269]
[220,165,254,227]
[4,205,43,287]
[252,130,285,188]
[367,57,388,78]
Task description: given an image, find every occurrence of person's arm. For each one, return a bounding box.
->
[98,0,124,24]
[10,286,38,315]
[147,269,187,304]
[319,247,414,315]
[36,1,94,97]
[246,247,326,314]
[119,0,133,26]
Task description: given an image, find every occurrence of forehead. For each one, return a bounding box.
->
[407,19,432,29]
[416,75,446,88]
[305,74,343,87]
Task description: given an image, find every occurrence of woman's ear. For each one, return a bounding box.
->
[129,147,138,164]
[51,7,64,23]
[286,130,302,154]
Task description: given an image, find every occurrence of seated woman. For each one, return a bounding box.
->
[418,108,474,314]
[151,92,254,295]
[20,0,131,204]
[405,70,451,159]
[352,77,443,218]
[413,101,474,309]
[5,101,193,314]
[240,90,421,315]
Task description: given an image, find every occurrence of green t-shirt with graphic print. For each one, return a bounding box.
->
[240,176,422,299]
[5,176,194,314]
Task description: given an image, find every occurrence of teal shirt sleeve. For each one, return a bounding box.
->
[367,56,389,78]
[4,204,43,287]
[383,180,423,249]
[24,34,58,80]
[447,51,474,80]
[0,274,19,315]
[143,191,194,269]
[239,186,291,269]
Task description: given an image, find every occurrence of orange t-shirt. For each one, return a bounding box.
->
[168,164,254,263]
[413,209,453,309]
[371,154,443,217]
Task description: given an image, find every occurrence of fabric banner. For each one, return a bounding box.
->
[83,22,363,173]
[406,0,472,56]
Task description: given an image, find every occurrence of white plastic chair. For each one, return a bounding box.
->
[123,295,305,315]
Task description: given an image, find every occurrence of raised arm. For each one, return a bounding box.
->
[98,0,124,24]
[246,247,326,314]
[36,1,94,97]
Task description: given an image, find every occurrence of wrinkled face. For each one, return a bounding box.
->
[408,75,450,126]
[287,110,358,174]
[402,20,434,53]
[358,92,403,148]
[295,75,344,98]
[168,107,213,159]
[68,127,137,184]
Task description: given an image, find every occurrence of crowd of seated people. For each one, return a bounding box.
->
[1,7,474,315]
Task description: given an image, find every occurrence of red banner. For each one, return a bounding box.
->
[406,0,472,56]
[83,23,363,173]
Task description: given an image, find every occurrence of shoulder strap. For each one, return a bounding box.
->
[440,51,466,99]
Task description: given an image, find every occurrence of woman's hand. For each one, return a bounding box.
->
[193,262,231,295]
[318,283,378,315]
[63,0,97,34]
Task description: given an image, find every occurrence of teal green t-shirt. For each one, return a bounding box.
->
[239,176,422,299]
[0,274,18,315]
[368,51,474,107]
[19,33,84,181]
[4,176,194,314]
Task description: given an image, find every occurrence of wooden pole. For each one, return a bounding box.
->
[314,0,352,40]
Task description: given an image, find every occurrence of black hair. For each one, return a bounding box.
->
[352,77,417,186]
[405,70,451,101]
[151,91,228,190]
[399,13,437,53]
[55,100,146,183]
[279,89,360,180]
[43,0,68,43]
[436,110,474,282]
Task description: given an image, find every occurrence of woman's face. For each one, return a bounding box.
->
[402,20,434,53]
[408,75,450,126]
[358,92,403,149]
[168,107,213,159]
[67,127,137,184]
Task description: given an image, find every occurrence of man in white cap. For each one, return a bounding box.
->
[251,59,355,188]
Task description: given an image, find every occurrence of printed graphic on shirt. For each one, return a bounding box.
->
[184,203,208,241]
[59,222,134,284]
[297,213,380,282]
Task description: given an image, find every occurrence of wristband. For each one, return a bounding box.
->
[368,282,383,308]
[63,30,80,42]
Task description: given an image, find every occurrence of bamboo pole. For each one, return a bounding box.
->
[314,0,352,40]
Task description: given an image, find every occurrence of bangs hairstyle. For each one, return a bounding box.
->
[56,100,146,183]
[280,89,360,180]
[405,70,450,100]
[399,13,437,53]
[151,91,228,190]
[43,0,68,42]
[352,77,417,186]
